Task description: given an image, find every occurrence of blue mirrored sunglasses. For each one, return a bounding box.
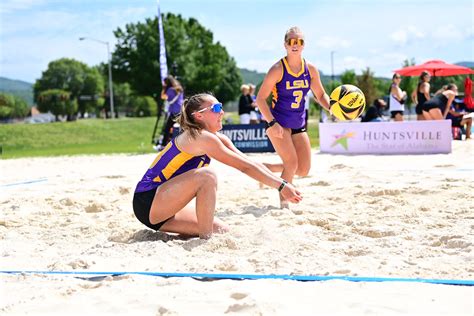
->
[192,103,223,115]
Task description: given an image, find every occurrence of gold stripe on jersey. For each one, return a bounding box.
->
[282,57,305,77]
[149,141,173,169]
[271,85,278,109]
[161,151,194,180]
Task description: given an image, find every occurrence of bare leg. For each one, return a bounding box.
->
[428,108,443,120]
[417,114,425,121]
[394,113,403,121]
[461,118,472,139]
[267,128,298,208]
[422,110,433,120]
[292,132,311,177]
[149,168,228,239]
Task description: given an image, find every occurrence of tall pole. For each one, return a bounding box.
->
[106,42,115,119]
[331,51,335,82]
[79,37,115,118]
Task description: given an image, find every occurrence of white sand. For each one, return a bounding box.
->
[1,141,473,315]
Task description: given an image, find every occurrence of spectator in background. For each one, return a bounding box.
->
[248,84,260,124]
[422,83,458,120]
[411,71,431,121]
[447,98,472,140]
[361,98,387,122]
[389,74,407,121]
[434,85,448,96]
[155,75,184,151]
[238,84,253,124]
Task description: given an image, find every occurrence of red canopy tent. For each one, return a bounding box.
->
[393,59,474,77]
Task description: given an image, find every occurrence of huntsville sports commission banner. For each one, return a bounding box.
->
[220,123,275,153]
[319,120,452,154]
[171,123,275,153]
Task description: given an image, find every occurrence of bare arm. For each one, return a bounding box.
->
[197,132,302,202]
[421,82,431,101]
[256,63,281,122]
[391,85,406,101]
[216,132,280,176]
[443,92,455,118]
[307,63,331,111]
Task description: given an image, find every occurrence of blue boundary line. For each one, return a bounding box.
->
[2,178,48,187]
[1,271,473,286]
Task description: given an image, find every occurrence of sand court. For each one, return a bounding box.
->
[1,141,473,314]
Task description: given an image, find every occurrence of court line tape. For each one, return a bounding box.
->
[1,270,473,286]
[1,178,48,187]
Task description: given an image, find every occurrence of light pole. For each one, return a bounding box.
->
[79,37,115,118]
[330,51,335,82]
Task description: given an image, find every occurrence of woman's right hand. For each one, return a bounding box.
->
[266,123,284,139]
[280,182,303,203]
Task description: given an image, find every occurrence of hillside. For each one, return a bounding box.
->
[455,61,474,68]
[239,68,266,85]
[0,77,34,105]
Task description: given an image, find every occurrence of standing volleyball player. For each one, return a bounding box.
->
[256,26,331,208]
[133,93,302,239]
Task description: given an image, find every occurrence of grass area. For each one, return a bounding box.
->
[0,117,161,159]
[1,113,320,159]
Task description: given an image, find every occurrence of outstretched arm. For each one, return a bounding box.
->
[198,132,302,203]
[216,132,280,177]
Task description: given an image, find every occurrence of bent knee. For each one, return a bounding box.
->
[295,166,310,177]
[196,168,218,186]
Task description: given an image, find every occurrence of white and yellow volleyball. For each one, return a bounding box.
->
[329,84,366,121]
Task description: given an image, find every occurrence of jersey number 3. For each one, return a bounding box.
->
[291,91,303,108]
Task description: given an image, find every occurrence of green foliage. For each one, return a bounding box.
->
[0,117,160,159]
[356,68,377,107]
[0,93,14,119]
[112,13,242,103]
[34,58,104,117]
[37,89,77,119]
[324,80,341,94]
[340,70,357,85]
[0,92,30,119]
[131,95,157,117]
[113,82,134,115]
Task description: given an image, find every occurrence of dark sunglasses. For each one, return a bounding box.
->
[192,103,223,115]
[286,38,305,46]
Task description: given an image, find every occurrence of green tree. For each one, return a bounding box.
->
[34,58,104,118]
[340,70,357,85]
[113,82,133,116]
[357,68,377,107]
[12,95,29,118]
[0,93,14,119]
[0,93,29,119]
[37,89,77,120]
[131,95,157,117]
[112,13,242,104]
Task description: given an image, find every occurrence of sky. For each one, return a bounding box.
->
[1,0,473,84]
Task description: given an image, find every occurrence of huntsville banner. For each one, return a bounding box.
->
[171,123,275,153]
[220,123,275,153]
[319,120,452,154]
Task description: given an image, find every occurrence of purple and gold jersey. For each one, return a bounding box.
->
[271,58,311,129]
[135,138,210,193]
